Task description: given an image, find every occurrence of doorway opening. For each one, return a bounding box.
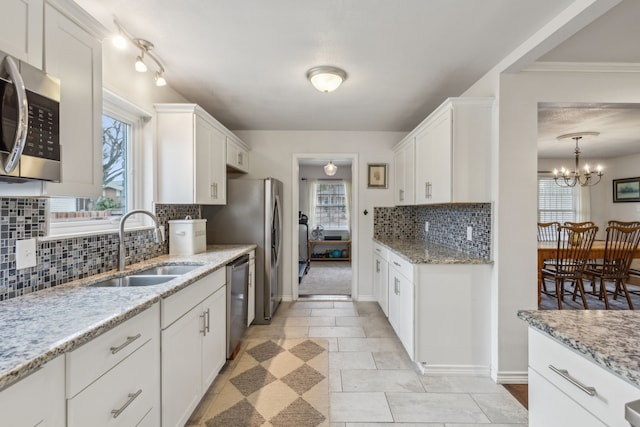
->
[294,156,357,299]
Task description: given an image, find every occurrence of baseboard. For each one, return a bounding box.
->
[492,370,528,384]
[417,363,490,376]
[355,295,376,302]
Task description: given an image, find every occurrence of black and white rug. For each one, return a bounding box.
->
[205,338,329,427]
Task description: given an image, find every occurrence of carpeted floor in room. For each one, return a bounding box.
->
[299,261,351,296]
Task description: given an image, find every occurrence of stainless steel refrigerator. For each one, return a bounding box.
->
[202,178,283,324]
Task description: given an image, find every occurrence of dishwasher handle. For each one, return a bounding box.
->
[626,399,640,426]
[229,254,250,270]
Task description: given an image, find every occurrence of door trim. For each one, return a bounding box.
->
[291,153,359,300]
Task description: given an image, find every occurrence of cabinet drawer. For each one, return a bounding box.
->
[67,339,159,427]
[66,303,159,398]
[162,268,225,329]
[529,329,640,426]
[389,251,413,281]
[373,242,389,261]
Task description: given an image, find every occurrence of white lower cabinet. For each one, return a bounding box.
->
[373,243,389,316]
[0,354,65,426]
[248,250,256,326]
[388,253,414,358]
[161,268,226,427]
[528,328,640,427]
[66,303,160,427]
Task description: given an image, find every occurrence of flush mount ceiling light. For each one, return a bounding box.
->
[113,19,167,87]
[307,66,347,93]
[324,160,338,176]
[553,131,603,187]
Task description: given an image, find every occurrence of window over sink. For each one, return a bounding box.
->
[48,91,149,236]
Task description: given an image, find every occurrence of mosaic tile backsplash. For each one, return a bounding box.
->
[0,199,200,301]
[374,203,492,259]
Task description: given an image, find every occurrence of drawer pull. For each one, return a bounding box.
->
[111,389,142,418]
[549,365,597,396]
[393,261,401,267]
[110,334,142,354]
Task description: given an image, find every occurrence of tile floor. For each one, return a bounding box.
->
[189,300,528,426]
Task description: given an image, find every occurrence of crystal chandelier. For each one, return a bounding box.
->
[553,132,603,187]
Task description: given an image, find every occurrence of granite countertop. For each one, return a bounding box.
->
[0,244,255,391]
[373,238,492,264]
[518,310,640,388]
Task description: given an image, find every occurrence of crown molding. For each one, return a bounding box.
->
[523,61,640,73]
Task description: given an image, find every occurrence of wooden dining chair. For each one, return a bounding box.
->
[538,222,560,242]
[608,220,640,228]
[585,225,640,309]
[541,224,598,309]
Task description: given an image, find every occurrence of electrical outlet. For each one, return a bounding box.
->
[16,238,37,269]
[425,221,429,233]
[466,226,473,241]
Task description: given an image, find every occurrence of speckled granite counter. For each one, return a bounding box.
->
[0,244,255,391]
[518,310,640,389]
[373,238,492,264]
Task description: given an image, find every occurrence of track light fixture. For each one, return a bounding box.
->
[113,19,167,87]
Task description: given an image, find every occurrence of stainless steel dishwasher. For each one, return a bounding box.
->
[226,254,249,359]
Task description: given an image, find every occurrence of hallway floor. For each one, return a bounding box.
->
[188,300,528,426]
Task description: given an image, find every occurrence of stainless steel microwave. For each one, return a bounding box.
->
[0,50,61,182]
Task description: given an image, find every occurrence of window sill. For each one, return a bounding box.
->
[42,224,156,242]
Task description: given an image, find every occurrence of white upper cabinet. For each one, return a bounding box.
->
[226,134,250,173]
[156,104,230,205]
[393,138,415,205]
[396,97,493,205]
[0,0,43,69]
[42,2,103,197]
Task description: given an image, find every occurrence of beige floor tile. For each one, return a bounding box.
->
[386,392,490,423]
[338,337,405,352]
[245,325,309,339]
[293,301,337,309]
[372,351,415,370]
[282,316,336,326]
[330,352,377,370]
[421,375,510,394]
[310,326,366,338]
[470,393,529,424]
[329,368,342,392]
[333,301,357,309]
[345,423,445,427]
[311,308,360,317]
[362,322,397,338]
[341,369,425,392]
[330,392,393,422]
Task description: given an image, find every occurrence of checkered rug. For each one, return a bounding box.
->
[205,339,329,427]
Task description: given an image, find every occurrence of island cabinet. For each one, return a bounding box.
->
[0,0,43,69]
[528,328,640,427]
[66,303,160,426]
[373,242,389,316]
[393,97,493,206]
[155,104,228,205]
[0,354,65,426]
[226,134,250,173]
[161,268,226,427]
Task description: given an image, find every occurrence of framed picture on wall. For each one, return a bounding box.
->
[613,177,640,202]
[367,163,388,189]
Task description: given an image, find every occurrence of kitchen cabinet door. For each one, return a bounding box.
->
[393,139,414,205]
[388,263,414,358]
[0,0,43,69]
[415,109,452,204]
[156,104,227,205]
[226,135,250,173]
[0,355,65,427]
[201,286,226,392]
[43,3,102,197]
[373,252,389,316]
[161,303,203,427]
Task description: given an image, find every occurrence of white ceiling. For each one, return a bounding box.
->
[74,0,575,132]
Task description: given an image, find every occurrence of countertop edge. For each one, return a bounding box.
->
[373,238,493,265]
[517,310,640,389]
[0,244,256,391]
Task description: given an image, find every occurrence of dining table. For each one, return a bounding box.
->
[538,240,640,305]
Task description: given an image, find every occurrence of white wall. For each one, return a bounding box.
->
[234,131,402,300]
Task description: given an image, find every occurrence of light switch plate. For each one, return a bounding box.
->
[16,238,37,270]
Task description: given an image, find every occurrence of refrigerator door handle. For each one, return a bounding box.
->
[273,193,283,267]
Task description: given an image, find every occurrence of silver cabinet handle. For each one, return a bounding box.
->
[237,152,243,165]
[399,189,404,202]
[425,182,429,199]
[205,308,211,333]
[211,182,219,199]
[394,277,400,295]
[111,389,142,418]
[427,182,432,199]
[200,312,207,336]
[376,260,380,273]
[110,334,142,354]
[548,365,597,396]
[2,56,28,173]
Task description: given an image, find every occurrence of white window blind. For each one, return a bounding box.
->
[538,177,577,223]
[312,180,349,230]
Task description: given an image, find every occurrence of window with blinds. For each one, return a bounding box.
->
[313,181,348,230]
[538,177,577,223]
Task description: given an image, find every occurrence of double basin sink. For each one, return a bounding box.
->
[90,264,204,287]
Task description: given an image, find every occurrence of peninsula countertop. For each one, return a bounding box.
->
[518,310,640,389]
[373,238,492,264]
[0,244,255,391]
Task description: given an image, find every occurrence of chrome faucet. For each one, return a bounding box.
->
[119,209,165,271]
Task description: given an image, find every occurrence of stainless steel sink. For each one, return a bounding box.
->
[89,275,178,287]
[132,264,203,276]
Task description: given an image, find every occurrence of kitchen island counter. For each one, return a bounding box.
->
[0,244,255,390]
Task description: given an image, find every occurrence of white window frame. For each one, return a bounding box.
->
[537,175,577,224]
[47,90,151,237]
[311,179,349,232]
